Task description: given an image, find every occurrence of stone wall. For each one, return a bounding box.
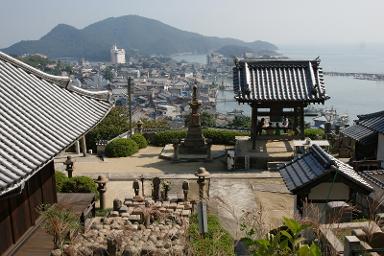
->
[55,199,193,256]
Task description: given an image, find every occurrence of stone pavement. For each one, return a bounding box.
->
[55,146,281,179]
[55,146,233,177]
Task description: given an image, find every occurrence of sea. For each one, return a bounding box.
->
[171,44,384,121]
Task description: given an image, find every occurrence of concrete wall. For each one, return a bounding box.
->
[308,182,349,201]
[377,133,384,168]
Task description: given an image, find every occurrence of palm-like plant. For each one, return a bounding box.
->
[38,204,80,249]
[243,217,322,256]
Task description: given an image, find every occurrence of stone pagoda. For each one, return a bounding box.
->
[174,85,211,159]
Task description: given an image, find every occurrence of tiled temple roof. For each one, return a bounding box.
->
[341,110,384,144]
[279,144,372,193]
[233,59,329,103]
[0,52,113,196]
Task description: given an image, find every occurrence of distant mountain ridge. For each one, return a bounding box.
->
[2,15,278,60]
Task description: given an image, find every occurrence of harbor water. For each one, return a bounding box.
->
[172,46,384,120]
[216,76,384,121]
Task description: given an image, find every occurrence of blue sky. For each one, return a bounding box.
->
[1,0,383,48]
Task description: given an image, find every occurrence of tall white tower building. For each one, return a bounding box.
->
[110,44,126,64]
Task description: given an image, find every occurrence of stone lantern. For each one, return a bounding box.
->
[194,167,210,237]
[95,175,108,210]
[194,167,210,201]
[63,156,74,178]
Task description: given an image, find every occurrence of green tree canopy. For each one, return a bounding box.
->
[86,107,129,151]
[230,115,251,129]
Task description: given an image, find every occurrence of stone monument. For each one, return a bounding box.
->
[176,84,211,158]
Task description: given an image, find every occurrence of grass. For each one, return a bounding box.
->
[95,208,112,217]
[334,227,354,242]
[187,214,235,256]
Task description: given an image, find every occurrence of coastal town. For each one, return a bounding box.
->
[1,4,384,256]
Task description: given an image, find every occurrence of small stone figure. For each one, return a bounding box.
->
[162,180,170,201]
[182,180,189,201]
[140,175,145,196]
[107,237,117,256]
[133,179,140,196]
[63,156,74,178]
[152,177,161,201]
[113,199,122,211]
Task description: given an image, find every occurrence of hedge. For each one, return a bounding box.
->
[55,171,68,191]
[304,128,325,140]
[60,176,98,198]
[130,133,148,149]
[203,129,250,145]
[150,129,251,146]
[105,138,139,157]
[151,130,187,146]
[187,214,235,256]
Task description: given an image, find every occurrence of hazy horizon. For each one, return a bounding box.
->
[2,0,384,49]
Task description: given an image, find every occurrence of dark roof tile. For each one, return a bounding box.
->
[0,52,113,196]
[279,145,372,192]
[233,59,329,103]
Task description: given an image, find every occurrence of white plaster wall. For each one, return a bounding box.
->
[377,133,384,168]
[308,182,349,200]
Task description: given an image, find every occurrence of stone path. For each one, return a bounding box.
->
[209,178,294,239]
[55,146,233,177]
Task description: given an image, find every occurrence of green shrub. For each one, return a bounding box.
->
[188,214,234,256]
[151,130,187,146]
[150,129,251,146]
[242,217,321,256]
[55,171,69,192]
[304,128,325,140]
[203,129,250,145]
[131,133,148,149]
[61,176,98,198]
[105,138,139,157]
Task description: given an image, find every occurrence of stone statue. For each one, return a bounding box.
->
[63,156,74,178]
[133,179,140,196]
[182,180,189,201]
[152,177,161,201]
[113,199,122,211]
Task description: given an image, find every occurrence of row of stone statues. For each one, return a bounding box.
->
[95,167,210,210]
[131,177,190,202]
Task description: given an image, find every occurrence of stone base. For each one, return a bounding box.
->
[178,143,209,155]
[159,144,212,161]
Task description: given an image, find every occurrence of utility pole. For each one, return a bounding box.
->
[127,76,132,138]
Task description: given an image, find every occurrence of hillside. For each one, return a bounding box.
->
[2,15,278,60]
